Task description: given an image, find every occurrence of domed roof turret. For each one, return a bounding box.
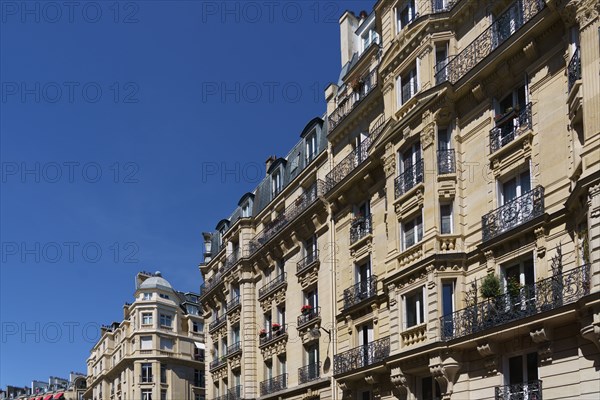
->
[139,271,174,292]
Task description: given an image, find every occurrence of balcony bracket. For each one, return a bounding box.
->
[580,309,600,354]
[390,366,408,399]
[429,354,460,400]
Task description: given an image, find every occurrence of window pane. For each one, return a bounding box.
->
[441,204,452,234]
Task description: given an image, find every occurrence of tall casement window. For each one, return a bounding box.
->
[357,323,374,368]
[505,353,539,391]
[492,83,529,151]
[141,363,153,383]
[360,25,379,54]
[404,286,425,328]
[441,281,455,337]
[231,324,240,345]
[437,127,454,174]
[160,363,167,383]
[396,0,416,31]
[499,167,531,207]
[140,336,152,350]
[241,201,251,218]
[271,169,282,198]
[304,343,320,381]
[141,389,152,400]
[502,256,535,310]
[305,236,317,263]
[398,141,423,195]
[402,213,423,249]
[440,202,453,234]
[421,376,441,400]
[434,42,449,83]
[142,312,153,326]
[194,369,203,387]
[159,313,172,328]
[356,259,374,298]
[305,131,318,164]
[397,63,419,106]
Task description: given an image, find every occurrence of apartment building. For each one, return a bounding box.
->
[6,372,86,400]
[83,272,205,400]
[202,0,599,399]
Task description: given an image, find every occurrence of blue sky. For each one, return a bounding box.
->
[0,0,374,387]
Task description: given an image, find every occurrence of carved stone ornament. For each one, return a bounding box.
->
[391,366,408,397]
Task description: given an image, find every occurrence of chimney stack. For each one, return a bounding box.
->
[265,155,277,174]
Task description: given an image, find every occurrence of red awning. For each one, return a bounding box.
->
[43,395,53,400]
[36,397,43,400]
[53,393,64,399]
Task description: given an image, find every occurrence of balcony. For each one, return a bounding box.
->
[431,0,459,13]
[297,306,321,327]
[298,362,321,384]
[343,275,378,310]
[333,337,390,375]
[567,48,581,92]
[208,314,227,333]
[441,264,590,341]
[228,385,242,400]
[495,380,542,400]
[226,342,241,356]
[226,296,240,312]
[258,272,287,300]
[350,215,372,244]
[209,356,227,371]
[259,325,287,348]
[201,267,226,299]
[482,186,544,242]
[437,149,455,174]
[248,181,325,255]
[436,0,545,85]
[329,69,378,132]
[260,373,288,396]
[223,251,240,274]
[490,103,533,153]
[326,114,386,191]
[296,249,319,275]
[394,159,424,198]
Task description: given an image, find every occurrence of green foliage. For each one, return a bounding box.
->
[481,274,501,299]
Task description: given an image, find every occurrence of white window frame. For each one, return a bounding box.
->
[440,202,453,235]
[305,131,318,164]
[159,313,172,328]
[141,313,153,326]
[271,169,282,198]
[403,286,426,328]
[396,0,417,32]
[402,212,423,250]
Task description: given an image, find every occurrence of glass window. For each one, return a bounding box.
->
[141,389,152,400]
[403,213,423,249]
[160,364,167,383]
[305,132,318,163]
[159,314,172,328]
[140,336,152,350]
[396,0,416,31]
[405,288,425,328]
[160,337,173,351]
[440,203,453,234]
[141,363,152,383]
[142,313,153,325]
[271,170,282,198]
[142,292,152,300]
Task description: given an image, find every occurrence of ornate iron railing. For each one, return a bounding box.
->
[299,362,321,384]
[434,57,454,84]
[228,385,243,400]
[297,306,321,327]
[350,215,373,244]
[200,266,226,299]
[209,356,227,371]
[441,264,590,341]
[431,0,459,13]
[329,68,378,131]
[259,373,287,396]
[567,47,581,92]
[297,249,319,274]
[343,275,378,309]
[495,380,542,400]
[223,251,240,273]
[226,342,241,356]
[437,149,455,174]
[258,272,287,300]
[490,102,533,153]
[326,114,386,191]
[436,0,545,84]
[208,314,227,333]
[259,325,287,347]
[395,159,424,198]
[333,336,390,375]
[226,295,240,311]
[248,180,325,255]
[482,186,544,242]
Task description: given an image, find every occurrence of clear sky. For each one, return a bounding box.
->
[0,0,374,388]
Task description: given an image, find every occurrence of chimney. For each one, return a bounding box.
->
[265,155,277,174]
[339,11,359,67]
[359,10,368,22]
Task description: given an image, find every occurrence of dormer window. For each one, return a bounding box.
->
[242,202,251,218]
[360,28,379,54]
[271,169,282,198]
[305,132,318,164]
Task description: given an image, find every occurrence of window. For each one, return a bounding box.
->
[141,389,152,400]
[305,236,317,263]
[434,42,449,83]
[440,203,453,234]
[194,369,203,387]
[192,321,202,333]
[503,257,535,308]
[142,313,153,325]
[271,169,282,198]
[360,25,379,54]
[405,287,425,328]
[357,323,374,366]
[142,292,152,300]
[403,213,423,249]
[398,141,422,191]
[232,324,240,345]
[159,337,173,351]
[304,343,320,381]
[304,287,318,309]
[437,127,454,174]
[159,293,170,299]
[159,314,172,328]
[186,304,199,315]
[397,64,418,106]
[356,260,373,298]
[506,352,538,388]
[160,389,167,400]
[396,0,416,31]
[278,354,287,375]
[441,281,455,337]
[499,168,531,206]
[242,202,251,218]
[421,376,441,400]
[141,363,153,383]
[305,132,318,163]
[277,305,286,329]
[160,364,167,383]
[140,336,152,350]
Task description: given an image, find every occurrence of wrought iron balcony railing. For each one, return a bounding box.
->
[431,0,459,13]
[482,186,544,242]
[435,0,545,84]
[437,149,455,174]
[333,336,390,375]
[223,251,240,273]
[441,264,590,341]
[259,325,287,347]
[228,385,243,400]
[568,47,581,92]
[299,362,321,384]
[296,249,319,274]
[326,114,386,191]
[297,306,321,327]
[208,314,227,332]
[490,103,533,153]
[200,266,226,299]
[258,272,287,300]
[260,373,288,396]
[329,69,378,131]
[227,296,240,311]
[395,159,424,198]
[343,275,378,309]
[350,215,372,244]
[209,356,227,371]
[248,181,325,255]
[495,380,542,400]
[434,58,453,84]
[226,342,241,356]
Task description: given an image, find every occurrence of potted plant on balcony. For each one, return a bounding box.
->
[259,329,267,338]
[301,304,313,315]
[272,323,281,332]
[481,274,501,299]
